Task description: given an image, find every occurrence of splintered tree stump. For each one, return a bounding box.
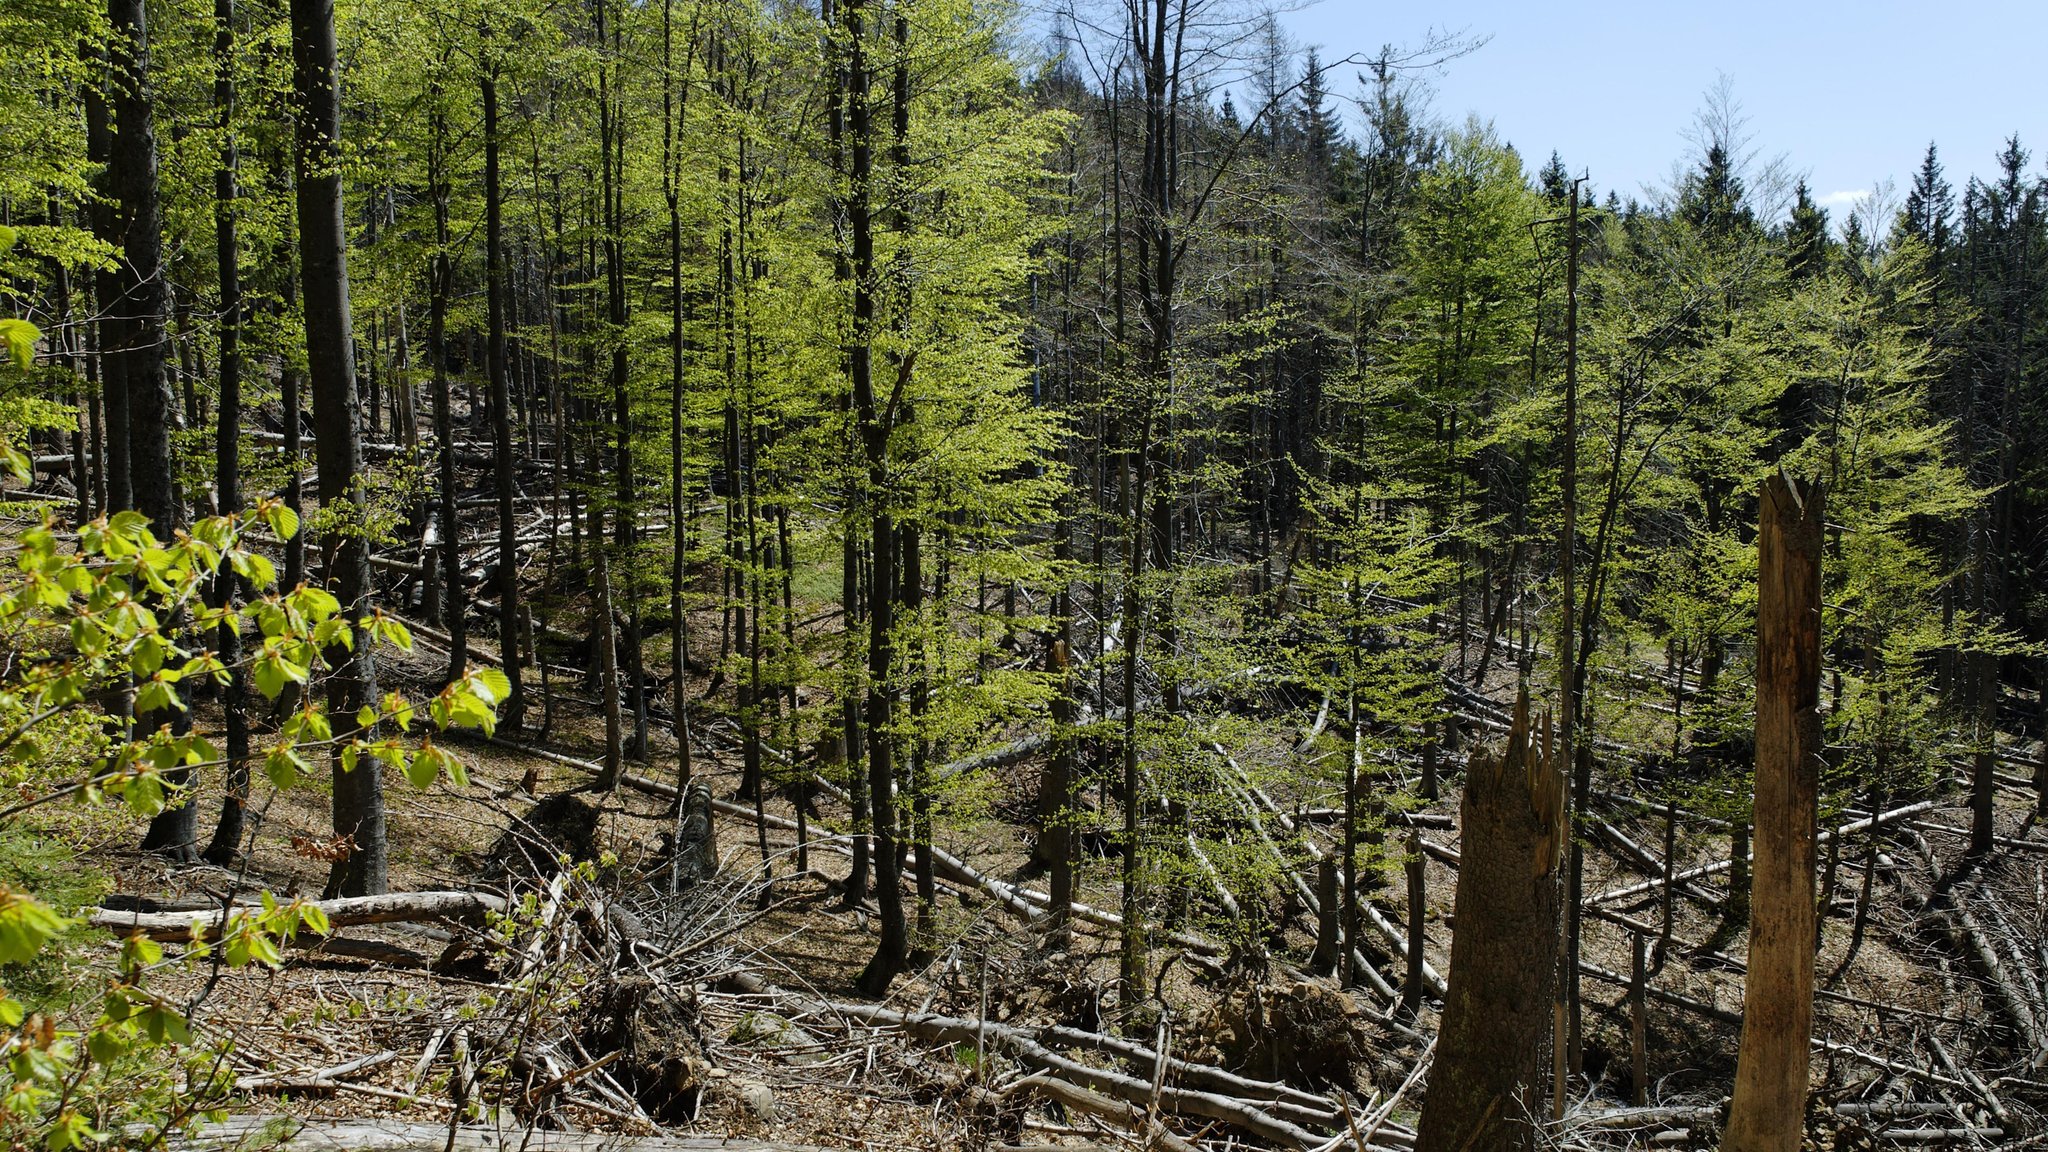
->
[1417,692,1565,1152]
[1724,474,1825,1152]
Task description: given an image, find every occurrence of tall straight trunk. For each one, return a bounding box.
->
[663,0,698,797]
[481,63,526,730]
[1723,475,1824,1152]
[903,520,934,949]
[1117,0,1178,1003]
[597,0,646,759]
[1040,635,1075,930]
[291,0,381,897]
[1341,690,1360,986]
[51,260,89,526]
[1970,649,1997,857]
[82,57,130,515]
[777,503,803,869]
[427,103,465,674]
[1119,407,1151,999]
[887,3,934,954]
[740,409,766,831]
[281,272,306,591]
[824,0,869,909]
[202,0,249,864]
[593,510,624,792]
[839,517,870,905]
[1557,180,1587,1086]
[847,0,904,996]
[111,0,193,859]
[84,323,105,517]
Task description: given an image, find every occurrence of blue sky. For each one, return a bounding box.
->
[1277,0,2044,220]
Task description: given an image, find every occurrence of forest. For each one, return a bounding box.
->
[1,0,2046,1148]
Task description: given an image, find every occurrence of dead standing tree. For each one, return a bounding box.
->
[1417,691,1565,1152]
[1723,473,1824,1152]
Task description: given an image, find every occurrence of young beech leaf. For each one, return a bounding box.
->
[402,746,438,789]
[0,889,67,964]
[264,502,300,541]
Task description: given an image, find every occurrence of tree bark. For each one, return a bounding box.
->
[482,60,526,731]
[109,0,194,860]
[1417,694,1564,1152]
[82,54,130,516]
[201,0,249,865]
[291,0,381,897]
[847,0,904,995]
[426,102,464,675]
[1723,474,1825,1152]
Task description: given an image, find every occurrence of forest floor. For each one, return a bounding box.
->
[32,520,2048,1150]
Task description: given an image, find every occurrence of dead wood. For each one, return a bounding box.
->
[1905,832,2048,1067]
[720,971,1361,1149]
[1005,1075,1203,1152]
[1590,799,1939,907]
[173,1116,832,1151]
[1417,693,1562,1152]
[89,891,507,942]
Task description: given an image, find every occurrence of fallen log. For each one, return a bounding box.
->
[1007,1074,1202,1152]
[1591,799,1940,906]
[1206,741,1405,1001]
[1906,832,2048,1068]
[722,973,1349,1149]
[603,765,1233,958]
[235,1050,398,1093]
[176,1116,832,1151]
[90,891,507,943]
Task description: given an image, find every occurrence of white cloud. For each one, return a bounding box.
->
[1817,189,1867,209]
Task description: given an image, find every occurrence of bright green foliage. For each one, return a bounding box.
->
[0,496,501,1148]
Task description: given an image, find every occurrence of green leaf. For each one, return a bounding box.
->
[134,678,184,716]
[403,746,438,789]
[0,318,40,371]
[264,502,300,542]
[263,745,305,789]
[87,1027,127,1065]
[251,649,307,700]
[46,1110,93,1152]
[471,668,512,705]
[0,889,68,964]
[376,616,414,652]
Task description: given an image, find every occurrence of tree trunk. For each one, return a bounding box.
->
[1416,694,1564,1152]
[82,58,130,516]
[845,0,904,997]
[1119,408,1151,1000]
[110,0,194,860]
[427,104,464,670]
[593,521,624,793]
[1723,474,1825,1152]
[482,62,526,731]
[662,0,696,798]
[291,0,381,897]
[1041,638,1075,934]
[202,0,249,865]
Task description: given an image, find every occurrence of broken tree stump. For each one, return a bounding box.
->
[1723,473,1824,1152]
[1416,692,1565,1152]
